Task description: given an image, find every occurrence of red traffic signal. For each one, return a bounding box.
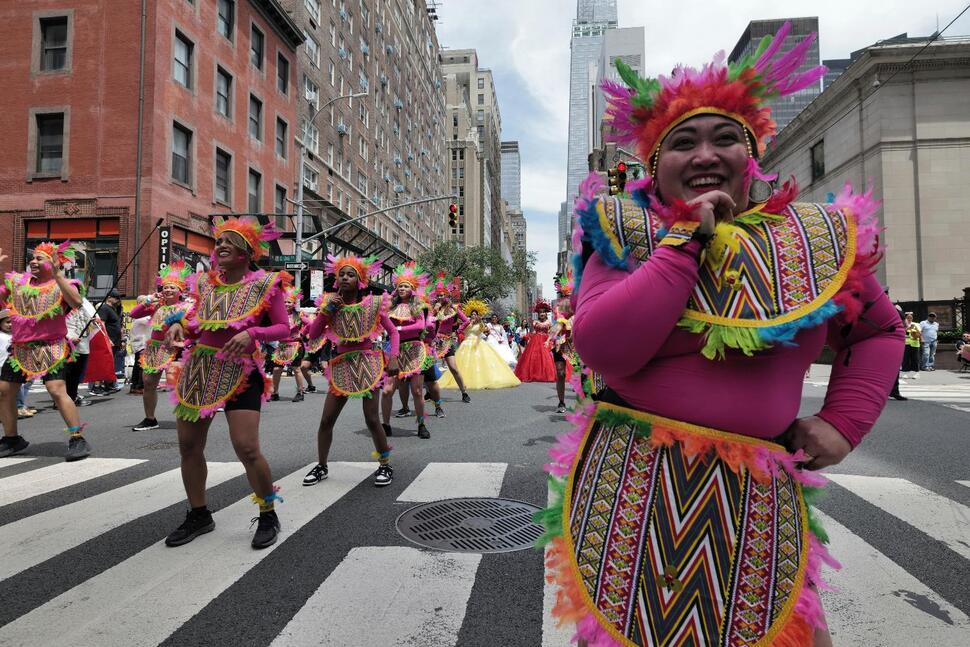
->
[616,161,627,173]
[448,203,459,228]
[449,203,458,214]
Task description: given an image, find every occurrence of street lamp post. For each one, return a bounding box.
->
[294,91,367,291]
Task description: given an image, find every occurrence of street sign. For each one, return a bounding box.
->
[284,262,309,271]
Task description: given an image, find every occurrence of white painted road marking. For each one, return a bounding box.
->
[0,458,145,508]
[396,462,507,502]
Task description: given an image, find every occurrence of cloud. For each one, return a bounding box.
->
[521,164,567,214]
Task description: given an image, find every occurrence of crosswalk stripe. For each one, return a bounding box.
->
[0,462,245,583]
[0,457,35,470]
[0,458,145,508]
[396,462,507,502]
[0,462,375,647]
[818,510,970,645]
[270,546,481,647]
[827,474,970,561]
[958,481,970,490]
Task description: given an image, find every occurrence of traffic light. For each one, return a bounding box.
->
[608,162,629,195]
[448,203,458,228]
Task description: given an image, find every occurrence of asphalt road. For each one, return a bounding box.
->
[1,371,968,646]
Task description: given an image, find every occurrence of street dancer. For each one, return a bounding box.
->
[539,23,903,646]
[427,273,471,411]
[549,271,576,414]
[0,242,92,461]
[164,217,289,550]
[301,254,399,487]
[270,284,307,402]
[380,262,432,439]
[128,261,193,431]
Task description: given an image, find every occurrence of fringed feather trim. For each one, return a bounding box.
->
[7,341,77,381]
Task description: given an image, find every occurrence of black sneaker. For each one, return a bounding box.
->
[306,384,317,393]
[302,463,329,486]
[382,423,393,438]
[0,436,29,458]
[891,393,908,401]
[65,436,91,462]
[251,510,281,549]
[374,463,393,487]
[435,405,446,418]
[556,402,567,414]
[165,508,215,547]
[393,407,411,418]
[417,423,430,439]
[461,392,471,403]
[133,418,159,431]
[270,393,280,401]
[424,391,433,401]
[292,391,304,402]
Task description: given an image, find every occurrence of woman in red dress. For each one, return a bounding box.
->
[513,300,557,383]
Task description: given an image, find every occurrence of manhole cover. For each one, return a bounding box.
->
[140,441,180,451]
[396,497,544,553]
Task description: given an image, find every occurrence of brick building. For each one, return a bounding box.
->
[0,0,303,297]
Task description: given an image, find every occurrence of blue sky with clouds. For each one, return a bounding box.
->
[433,0,970,292]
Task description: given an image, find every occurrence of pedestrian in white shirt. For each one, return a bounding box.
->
[919,313,940,371]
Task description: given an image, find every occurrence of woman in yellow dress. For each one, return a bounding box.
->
[438,300,520,390]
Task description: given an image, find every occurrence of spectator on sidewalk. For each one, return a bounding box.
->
[902,312,922,378]
[97,290,124,393]
[128,296,151,395]
[65,298,98,405]
[919,313,939,371]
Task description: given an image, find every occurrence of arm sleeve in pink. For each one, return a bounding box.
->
[381,313,400,357]
[396,312,427,336]
[129,302,156,319]
[573,243,702,379]
[304,309,332,341]
[248,288,290,343]
[816,274,905,447]
[456,309,470,335]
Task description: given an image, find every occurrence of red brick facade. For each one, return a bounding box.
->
[0,0,302,295]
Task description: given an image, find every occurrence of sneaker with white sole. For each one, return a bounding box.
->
[374,464,393,487]
[434,405,446,418]
[133,418,159,431]
[393,407,411,418]
[302,463,329,486]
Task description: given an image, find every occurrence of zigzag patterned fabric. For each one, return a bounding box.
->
[272,342,302,366]
[5,275,65,321]
[431,334,456,359]
[174,345,249,421]
[325,293,385,343]
[326,349,385,398]
[140,339,177,374]
[10,339,73,380]
[396,340,429,378]
[194,272,278,330]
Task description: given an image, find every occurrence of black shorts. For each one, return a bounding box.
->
[306,349,323,364]
[421,364,438,382]
[224,370,265,413]
[443,345,456,359]
[552,349,566,364]
[0,356,69,384]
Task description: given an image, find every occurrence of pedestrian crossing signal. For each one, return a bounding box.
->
[448,203,458,228]
[608,163,628,195]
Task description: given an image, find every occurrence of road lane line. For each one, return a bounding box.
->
[818,510,970,645]
[0,462,374,647]
[271,546,481,647]
[0,462,245,582]
[0,457,35,470]
[396,462,507,502]
[0,458,145,507]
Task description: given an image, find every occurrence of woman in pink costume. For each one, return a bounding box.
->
[380,262,433,439]
[549,272,577,414]
[0,242,91,461]
[538,23,903,647]
[301,254,399,487]
[514,300,557,382]
[128,260,193,432]
[270,284,308,402]
[427,272,471,406]
[164,217,289,551]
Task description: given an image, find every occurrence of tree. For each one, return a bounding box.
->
[418,242,536,303]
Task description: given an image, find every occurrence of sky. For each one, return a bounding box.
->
[431,0,970,295]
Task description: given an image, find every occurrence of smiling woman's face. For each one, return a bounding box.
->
[654,114,750,211]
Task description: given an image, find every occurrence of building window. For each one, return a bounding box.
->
[249,94,262,140]
[303,165,319,191]
[217,0,234,39]
[40,16,69,71]
[305,0,321,23]
[174,31,193,89]
[171,123,192,185]
[250,25,264,69]
[304,75,319,110]
[275,117,287,159]
[215,67,232,117]
[215,148,231,204]
[476,109,484,122]
[477,77,484,89]
[477,93,484,105]
[302,120,319,154]
[329,61,336,86]
[275,184,287,214]
[326,143,334,165]
[306,35,320,67]
[277,53,289,94]
[329,22,336,46]
[36,112,65,173]
[248,169,262,213]
[810,140,825,182]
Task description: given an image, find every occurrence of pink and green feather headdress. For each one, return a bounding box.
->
[33,241,77,267]
[211,216,280,261]
[392,261,429,291]
[602,21,826,165]
[324,254,381,287]
[431,271,462,301]
[156,260,192,291]
[556,270,575,297]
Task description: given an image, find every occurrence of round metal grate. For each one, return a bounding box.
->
[396,497,544,553]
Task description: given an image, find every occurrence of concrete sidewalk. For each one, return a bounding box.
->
[806,363,970,387]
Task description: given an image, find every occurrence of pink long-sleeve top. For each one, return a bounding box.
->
[432,307,469,337]
[388,301,427,342]
[183,270,289,352]
[130,299,183,343]
[0,275,80,344]
[573,242,904,447]
[304,295,400,357]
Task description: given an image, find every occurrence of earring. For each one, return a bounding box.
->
[748,178,773,204]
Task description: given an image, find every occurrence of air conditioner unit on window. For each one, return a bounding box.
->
[336,123,348,135]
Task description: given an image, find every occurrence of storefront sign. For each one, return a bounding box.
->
[157,226,171,272]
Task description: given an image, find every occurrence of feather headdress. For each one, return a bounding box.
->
[324,254,381,287]
[555,270,575,297]
[284,285,302,303]
[211,216,280,261]
[33,241,77,267]
[392,261,429,290]
[602,21,826,164]
[156,260,193,291]
[431,272,462,301]
[533,299,552,314]
[463,298,490,317]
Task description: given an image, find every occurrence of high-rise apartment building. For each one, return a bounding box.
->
[592,27,644,151]
[282,0,447,276]
[728,17,821,134]
[440,49,503,249]
[562,0,618,257]
[0,0,303,295]
[500,141,521,212]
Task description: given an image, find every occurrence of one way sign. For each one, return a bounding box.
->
[284,262,309,271]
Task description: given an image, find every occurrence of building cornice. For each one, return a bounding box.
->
[251,0,305,50]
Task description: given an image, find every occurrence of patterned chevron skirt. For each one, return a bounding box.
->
[431,334,457,359]
[140,339,177,374]
[9,339,75,380]
[271,341,302,366]
[539,402,836,647]
[326,349,385,398]
[172,345,265,421]
[395,339,431,378]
